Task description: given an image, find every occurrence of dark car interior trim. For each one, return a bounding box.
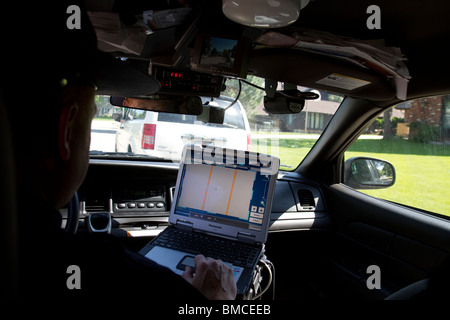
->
[76,160,332,238]
[5,0,450,302]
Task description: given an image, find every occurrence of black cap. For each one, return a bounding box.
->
[1,1,160,96]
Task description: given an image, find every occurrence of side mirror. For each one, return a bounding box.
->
[344,157,395,189]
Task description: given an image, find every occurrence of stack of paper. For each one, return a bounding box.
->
[88,11,151,55]
[257,29,410,100]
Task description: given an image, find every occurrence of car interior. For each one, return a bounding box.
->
[3,0,450,302]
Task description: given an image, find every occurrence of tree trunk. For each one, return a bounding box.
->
[383,109,393,139]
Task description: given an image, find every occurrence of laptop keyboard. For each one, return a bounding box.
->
[152,227,261,269]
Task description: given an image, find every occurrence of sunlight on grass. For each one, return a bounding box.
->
[251,136,317,170]
[346,139,450,218]
[252,134,450,218]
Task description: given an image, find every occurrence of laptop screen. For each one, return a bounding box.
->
[171,145,279,241]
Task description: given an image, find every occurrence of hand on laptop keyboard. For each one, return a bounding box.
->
[181,254,237,300]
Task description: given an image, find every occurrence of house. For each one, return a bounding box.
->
[396,95,450,141]
[249,90,341,133]
[280,99,339,133]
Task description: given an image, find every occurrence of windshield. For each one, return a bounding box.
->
[90,76,342,170]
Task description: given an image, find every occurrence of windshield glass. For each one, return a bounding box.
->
[89,76,343,170]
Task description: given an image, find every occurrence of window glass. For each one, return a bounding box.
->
[344,94,450,218]
[126,109,146,120]
[223,103,245,129]
[156,100,245,128]
[157,113,195,124]
[90,76,342,170]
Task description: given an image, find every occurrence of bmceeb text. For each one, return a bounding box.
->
[177,304,271,317]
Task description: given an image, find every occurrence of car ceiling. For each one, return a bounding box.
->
[86,0,450,105]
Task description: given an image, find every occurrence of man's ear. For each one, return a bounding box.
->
[57,103,79,161]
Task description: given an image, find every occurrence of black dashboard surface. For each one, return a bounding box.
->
[76,159,331,237]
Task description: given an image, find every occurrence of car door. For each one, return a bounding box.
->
[308,96,450,300]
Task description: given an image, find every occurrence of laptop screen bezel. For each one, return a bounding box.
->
[169,144,279,244]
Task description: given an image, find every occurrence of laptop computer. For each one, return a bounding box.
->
[139,144,279,295]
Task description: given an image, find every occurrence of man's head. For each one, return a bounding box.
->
[4,81,96,209]
[46,83,97,209]
[1,1,159,210]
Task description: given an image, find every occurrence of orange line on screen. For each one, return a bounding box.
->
[226,169,237,215]
[202,165,214,210]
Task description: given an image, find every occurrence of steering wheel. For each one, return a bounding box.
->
[65,192,80,234]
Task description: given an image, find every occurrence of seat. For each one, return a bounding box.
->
[0,89,19,298]
[385,279,429,300]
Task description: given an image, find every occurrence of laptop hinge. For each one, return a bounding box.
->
[176,220,194,231]
[237,232,256,244]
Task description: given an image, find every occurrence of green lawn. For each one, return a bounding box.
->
[346,139,450,218]
[251,135,317,170]
[252,135,450,218]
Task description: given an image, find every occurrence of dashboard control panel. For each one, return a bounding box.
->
[112,185,167,216]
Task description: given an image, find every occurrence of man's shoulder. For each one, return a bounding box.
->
[45,231,204,299]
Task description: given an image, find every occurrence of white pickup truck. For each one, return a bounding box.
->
[115,96,251,162]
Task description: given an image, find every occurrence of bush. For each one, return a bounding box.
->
[408,121,441,142]
[391,117,405,128]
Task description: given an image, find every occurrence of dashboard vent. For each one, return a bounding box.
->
[297,189,315,209]
[85,203,107,212]
[170,186,176,202]
[83,197,109,213]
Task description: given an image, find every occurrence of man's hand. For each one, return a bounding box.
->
[182,254,237,300]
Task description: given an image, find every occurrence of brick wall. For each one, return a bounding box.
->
[405,96,442,126]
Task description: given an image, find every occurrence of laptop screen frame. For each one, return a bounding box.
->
[169,144,279,244]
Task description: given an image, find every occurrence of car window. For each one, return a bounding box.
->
[157,113,196,124]
[156,102,245,129]
[222,103,245,129]
[126,108,146,120]
[344,94,450,218]
[90,76,342,170]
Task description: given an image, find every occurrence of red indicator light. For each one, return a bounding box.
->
[169,72,183,78]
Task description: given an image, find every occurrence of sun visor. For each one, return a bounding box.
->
[92,54,160,96]
[249,48,397,101]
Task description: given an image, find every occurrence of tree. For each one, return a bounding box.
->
[383,108,393,139]
[221,76,265,117]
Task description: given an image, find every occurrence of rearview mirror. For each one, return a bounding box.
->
[344,157,395,189]
[110,95,226,124]
[110,95,203,115]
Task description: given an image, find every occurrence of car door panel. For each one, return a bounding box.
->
[321,183,450,299]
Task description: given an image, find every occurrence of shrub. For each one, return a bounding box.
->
[408,121,441,142]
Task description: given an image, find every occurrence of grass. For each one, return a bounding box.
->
[251,136,316,170]
[346,138,450,218]
[252,134,450,218]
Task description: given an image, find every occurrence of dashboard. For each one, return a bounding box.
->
[76,159,331,237]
